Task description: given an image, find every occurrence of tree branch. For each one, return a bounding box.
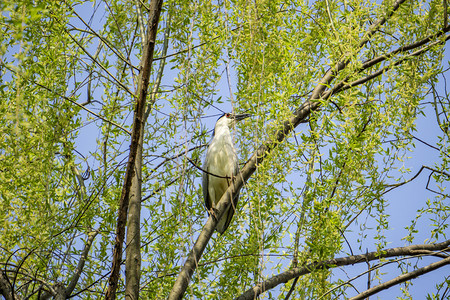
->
[65,230,98,296]
[236,240,450,300]
[145,10,171,121]
[37,231,99,300]
[349,256,450,300]
[63,26,136,97]
[104,0,163,299]
[134,0,147,45]
[65,3,138,71]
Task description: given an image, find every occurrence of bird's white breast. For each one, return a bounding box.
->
[207,127,237,205]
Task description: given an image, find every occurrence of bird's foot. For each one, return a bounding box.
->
[209,207,219,222]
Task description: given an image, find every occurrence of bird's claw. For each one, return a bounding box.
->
[209,208,219,221]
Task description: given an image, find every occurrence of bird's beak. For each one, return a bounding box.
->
[233,113,252,121]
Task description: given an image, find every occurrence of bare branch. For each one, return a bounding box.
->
[145,143,207,177]
[82,41,104,106]
[410,133,450,158]
[63,27,136,97]
[65,4,138,71]
[186,157,231,179]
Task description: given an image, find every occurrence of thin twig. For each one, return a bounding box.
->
[36,82,132,135]
[65,3,138,71]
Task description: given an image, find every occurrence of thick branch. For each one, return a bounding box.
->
[0,271,20,300]
[125,11,170,299]
[236,240,450,300]
[104,0,163,299]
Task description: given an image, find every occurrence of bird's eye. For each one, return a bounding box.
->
[226,113,231,118]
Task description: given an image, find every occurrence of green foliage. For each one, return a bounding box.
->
[1,0,449,299]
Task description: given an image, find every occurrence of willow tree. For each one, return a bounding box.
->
[1,0,449,299]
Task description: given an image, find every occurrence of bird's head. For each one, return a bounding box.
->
[215,112,251,129]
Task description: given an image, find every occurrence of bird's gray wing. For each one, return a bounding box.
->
[202,156,211,212]
[232,156,241,208]
[218,157,241,234]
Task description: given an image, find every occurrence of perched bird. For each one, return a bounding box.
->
[202,112,251,234]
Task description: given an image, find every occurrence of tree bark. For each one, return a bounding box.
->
[125,132,143,300]
[0,271,20,300]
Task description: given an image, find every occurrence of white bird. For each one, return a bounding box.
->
[202,113,251,234]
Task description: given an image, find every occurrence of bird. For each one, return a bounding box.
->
[202,112,251,234]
